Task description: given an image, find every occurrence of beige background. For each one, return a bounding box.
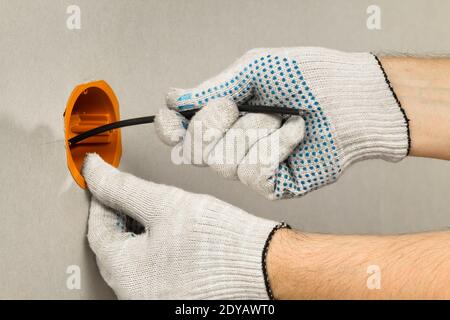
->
[1,0,449,299]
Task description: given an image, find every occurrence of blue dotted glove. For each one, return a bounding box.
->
[155,47,409,199]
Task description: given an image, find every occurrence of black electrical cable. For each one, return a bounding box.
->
[68,104,301,146]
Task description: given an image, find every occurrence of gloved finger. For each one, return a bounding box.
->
[154,108,188,146]
[237,116,306,200]
[206,113,282,179]
[87,197,136,264]
[95,254,143,300]
[88,199,148,298]
[166,50,264,112]
[183,98,239,165]
[82,153,180,226]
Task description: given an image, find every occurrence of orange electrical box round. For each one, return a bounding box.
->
[64,80,122,189]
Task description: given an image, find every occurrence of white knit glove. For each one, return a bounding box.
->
[82,153,285,300]
[155,47,410,199]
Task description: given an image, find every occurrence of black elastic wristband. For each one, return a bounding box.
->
[261,222,291,300]
[372,54,412,155]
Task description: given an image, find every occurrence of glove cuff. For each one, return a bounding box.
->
[335,54,409,167]
[187,202,284,299]
[296,49,410,168]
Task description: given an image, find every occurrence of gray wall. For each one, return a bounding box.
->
[1,0,449,299]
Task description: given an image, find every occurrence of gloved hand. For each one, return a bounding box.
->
[83,153,286,299]
[155,47,409,199]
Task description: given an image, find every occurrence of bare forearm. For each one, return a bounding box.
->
[267,228,450,299]
[380,57,450,160]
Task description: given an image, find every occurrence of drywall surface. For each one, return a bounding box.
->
[1,0,449,299]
